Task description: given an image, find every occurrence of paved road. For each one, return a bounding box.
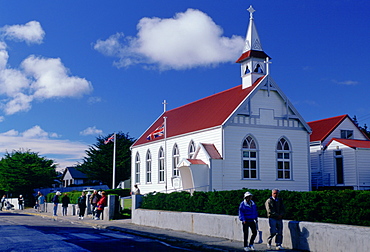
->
[0,211,195,252]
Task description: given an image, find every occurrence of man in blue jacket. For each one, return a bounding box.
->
[239,191,258,251]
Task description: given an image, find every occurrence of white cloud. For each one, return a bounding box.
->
[22,55,93,99]
[21,125,60,139]
[0,116,4,122]
[2,21,45,45]
[94,8,244,70]
[0,21,93,116]
[80,126,103,136]
[0,126,86,168]
[332,79,359,85]
[87,96,102,104]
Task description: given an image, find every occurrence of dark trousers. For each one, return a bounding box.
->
[267,218,283,245]
[242,221,257,247]
[79,207,86,217]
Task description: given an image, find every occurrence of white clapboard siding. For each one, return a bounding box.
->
[131,127,222,195]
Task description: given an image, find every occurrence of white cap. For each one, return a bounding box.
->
[244,191,253,198]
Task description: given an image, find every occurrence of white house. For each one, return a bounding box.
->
[308,114,370,190]
[62,167,88,187]
[131,6,312,194]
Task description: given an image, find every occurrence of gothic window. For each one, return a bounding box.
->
[242,135,258,179]
[188,141,196,159]
[135,153,140,184]
[276,138,291,180]
[146,150,152,183]
[173,144,180,177]
[253,64,263,73]
[244,66,250,74]
[158,147,165,183]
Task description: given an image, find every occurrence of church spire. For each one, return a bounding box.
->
[236,5,270,89]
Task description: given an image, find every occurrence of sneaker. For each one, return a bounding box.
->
[78,217,81,219]
[267,244,271,249]
[276,245,284,250]
[243,247,250,251]
[94,217,100,220]
[81,217,84,220]
[249,245,255,251]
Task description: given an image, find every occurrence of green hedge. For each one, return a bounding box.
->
[141,189,370,226]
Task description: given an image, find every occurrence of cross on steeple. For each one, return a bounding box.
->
[247,5,255,19]
[162,100,168,112]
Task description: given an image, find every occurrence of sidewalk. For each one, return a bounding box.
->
[12,208,301,252]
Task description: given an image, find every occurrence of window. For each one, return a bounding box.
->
[244,66,250,74]
[334,150,344,184]
[341,130,353,139]
[146,151,152,183]
[254,64,263,73]
[188,141,196,159]
[173,144,180,177]
[135,153,140,184]
[276,138,291,180]
[158,148,165,183]
[242,136,258,179]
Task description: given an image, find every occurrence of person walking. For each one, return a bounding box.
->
[77,192,87,219]
[132,185,141,195]
[61,193,70,216]
[52,191,61,216]
[239,192,258,251]
[38,193,46,212]
[18,195,24,210]
[265,188,285,250]
[95,191,107,220]
[0,195,6,211]
[89,190,101,219]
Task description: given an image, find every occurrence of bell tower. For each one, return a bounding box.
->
[236,6,270,89]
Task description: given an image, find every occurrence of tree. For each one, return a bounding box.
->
[353,115,370,138]
[0,150,58,196]
[77,132,135,188]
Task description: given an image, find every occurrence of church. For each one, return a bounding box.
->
[130,6,312,194]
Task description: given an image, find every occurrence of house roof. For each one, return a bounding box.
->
[63,167,87,179]
[308,114,348,142]
[201,143,222,159]
[236,50,270,63]
[133,80,263,147]
[327,138,370,149]
[187,159,207,165]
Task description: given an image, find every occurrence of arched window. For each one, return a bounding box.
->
[253,64,263,73]
[244,65,250,74]
[146,150,152,183]
[173,144,180,177]
[188,141,196,159]
[158,147,165,183]
[242,135,258,179]
[276,138,291,180]
[135,153,140,184]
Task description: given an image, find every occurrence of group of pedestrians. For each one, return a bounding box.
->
[50,190,107,220]
[239,188,285,251]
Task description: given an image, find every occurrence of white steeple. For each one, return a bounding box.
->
[236,5,270,89]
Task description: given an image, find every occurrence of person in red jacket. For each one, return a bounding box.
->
[94,191,107,220]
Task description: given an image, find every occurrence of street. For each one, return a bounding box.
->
[0,212,194,252]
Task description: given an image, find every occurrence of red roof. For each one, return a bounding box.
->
[327,138,370,149]
[308,115,348,142]
[202,143,222,159]
[133,80,263,147]
[236,50,270,63]
[187,159,207,165]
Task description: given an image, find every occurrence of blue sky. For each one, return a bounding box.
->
[0,1,369,170]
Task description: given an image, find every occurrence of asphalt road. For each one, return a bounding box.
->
[0,211,195,252]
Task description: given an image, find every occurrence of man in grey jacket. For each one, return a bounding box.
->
[265,188,285,250]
